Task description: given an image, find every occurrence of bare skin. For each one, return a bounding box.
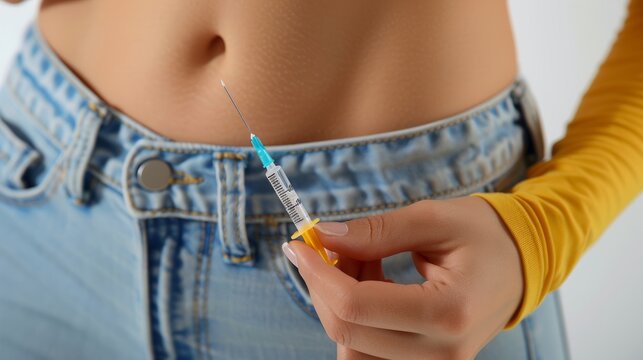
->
[35,0,517,145]
[285,197,523,359]
[4,1,524,359]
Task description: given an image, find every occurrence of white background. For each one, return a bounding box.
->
[1,1,641,359]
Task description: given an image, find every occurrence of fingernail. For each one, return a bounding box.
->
[281,242,298,268]
[326,249,339,262]
[316,222,348,236]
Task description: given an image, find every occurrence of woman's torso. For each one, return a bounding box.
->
[38,0,517,146]
[0,6,571,357]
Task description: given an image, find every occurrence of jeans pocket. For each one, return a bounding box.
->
[267,224,319,319]
[0,111,63,204]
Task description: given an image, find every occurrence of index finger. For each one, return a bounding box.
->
[316,200,459,261]
[289,241,454,334]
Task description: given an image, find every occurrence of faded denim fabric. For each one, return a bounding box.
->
[0,25,568,359]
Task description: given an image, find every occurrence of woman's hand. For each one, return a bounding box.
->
[283,196,524,360]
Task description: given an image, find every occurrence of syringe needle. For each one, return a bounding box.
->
[220,79,253,134]
[219,79,336,265]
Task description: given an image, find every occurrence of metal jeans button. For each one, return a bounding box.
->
[137,159,172,191]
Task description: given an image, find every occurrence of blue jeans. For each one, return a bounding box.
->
[0,25,568,359]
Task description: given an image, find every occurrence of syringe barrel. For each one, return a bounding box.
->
[265,163,312,230]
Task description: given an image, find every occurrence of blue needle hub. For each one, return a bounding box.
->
[250,133,274,168]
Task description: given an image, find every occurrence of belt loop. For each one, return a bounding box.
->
[63,101,104,204]
[214,152,253,266]
[511,78,546,164]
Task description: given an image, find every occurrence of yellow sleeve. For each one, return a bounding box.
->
[474,0,643,328]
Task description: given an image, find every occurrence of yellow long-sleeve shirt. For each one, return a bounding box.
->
[475,0,643,328]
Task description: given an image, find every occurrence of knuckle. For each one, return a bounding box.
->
[436,292,474,336]
[327,318,352,347]
[336,289,362,323]
[365,214,387,247]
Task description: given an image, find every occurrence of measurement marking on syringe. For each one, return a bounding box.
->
[268,172,305,224]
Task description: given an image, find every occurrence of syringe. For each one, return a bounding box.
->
[220,80,337,265]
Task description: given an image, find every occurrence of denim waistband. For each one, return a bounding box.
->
[4,25,532,263]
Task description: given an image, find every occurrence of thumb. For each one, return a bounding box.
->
[315,200,458,261]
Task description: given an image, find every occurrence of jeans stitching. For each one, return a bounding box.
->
[218,160,229,258]
[137,220,156,360]
[95,95,510,197]
[231,161,242,254]
[61,109,88,196]
[111,111,512,212]
[87,165,119,188]
[123,149,247,218]
[268,230,319,319]
[215,153,245,161]
[65,109,100,201]
[169,171,204,186]
[192,221,207,360]
[0,88,67,205]
[123,144,520,220]
[123,150,217,219]
[202,223,215,359]
[0,160,65,206]
[281,112,494,155]
[246,151,522,221]
[143,146,246,157]
[0,113,40,186]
